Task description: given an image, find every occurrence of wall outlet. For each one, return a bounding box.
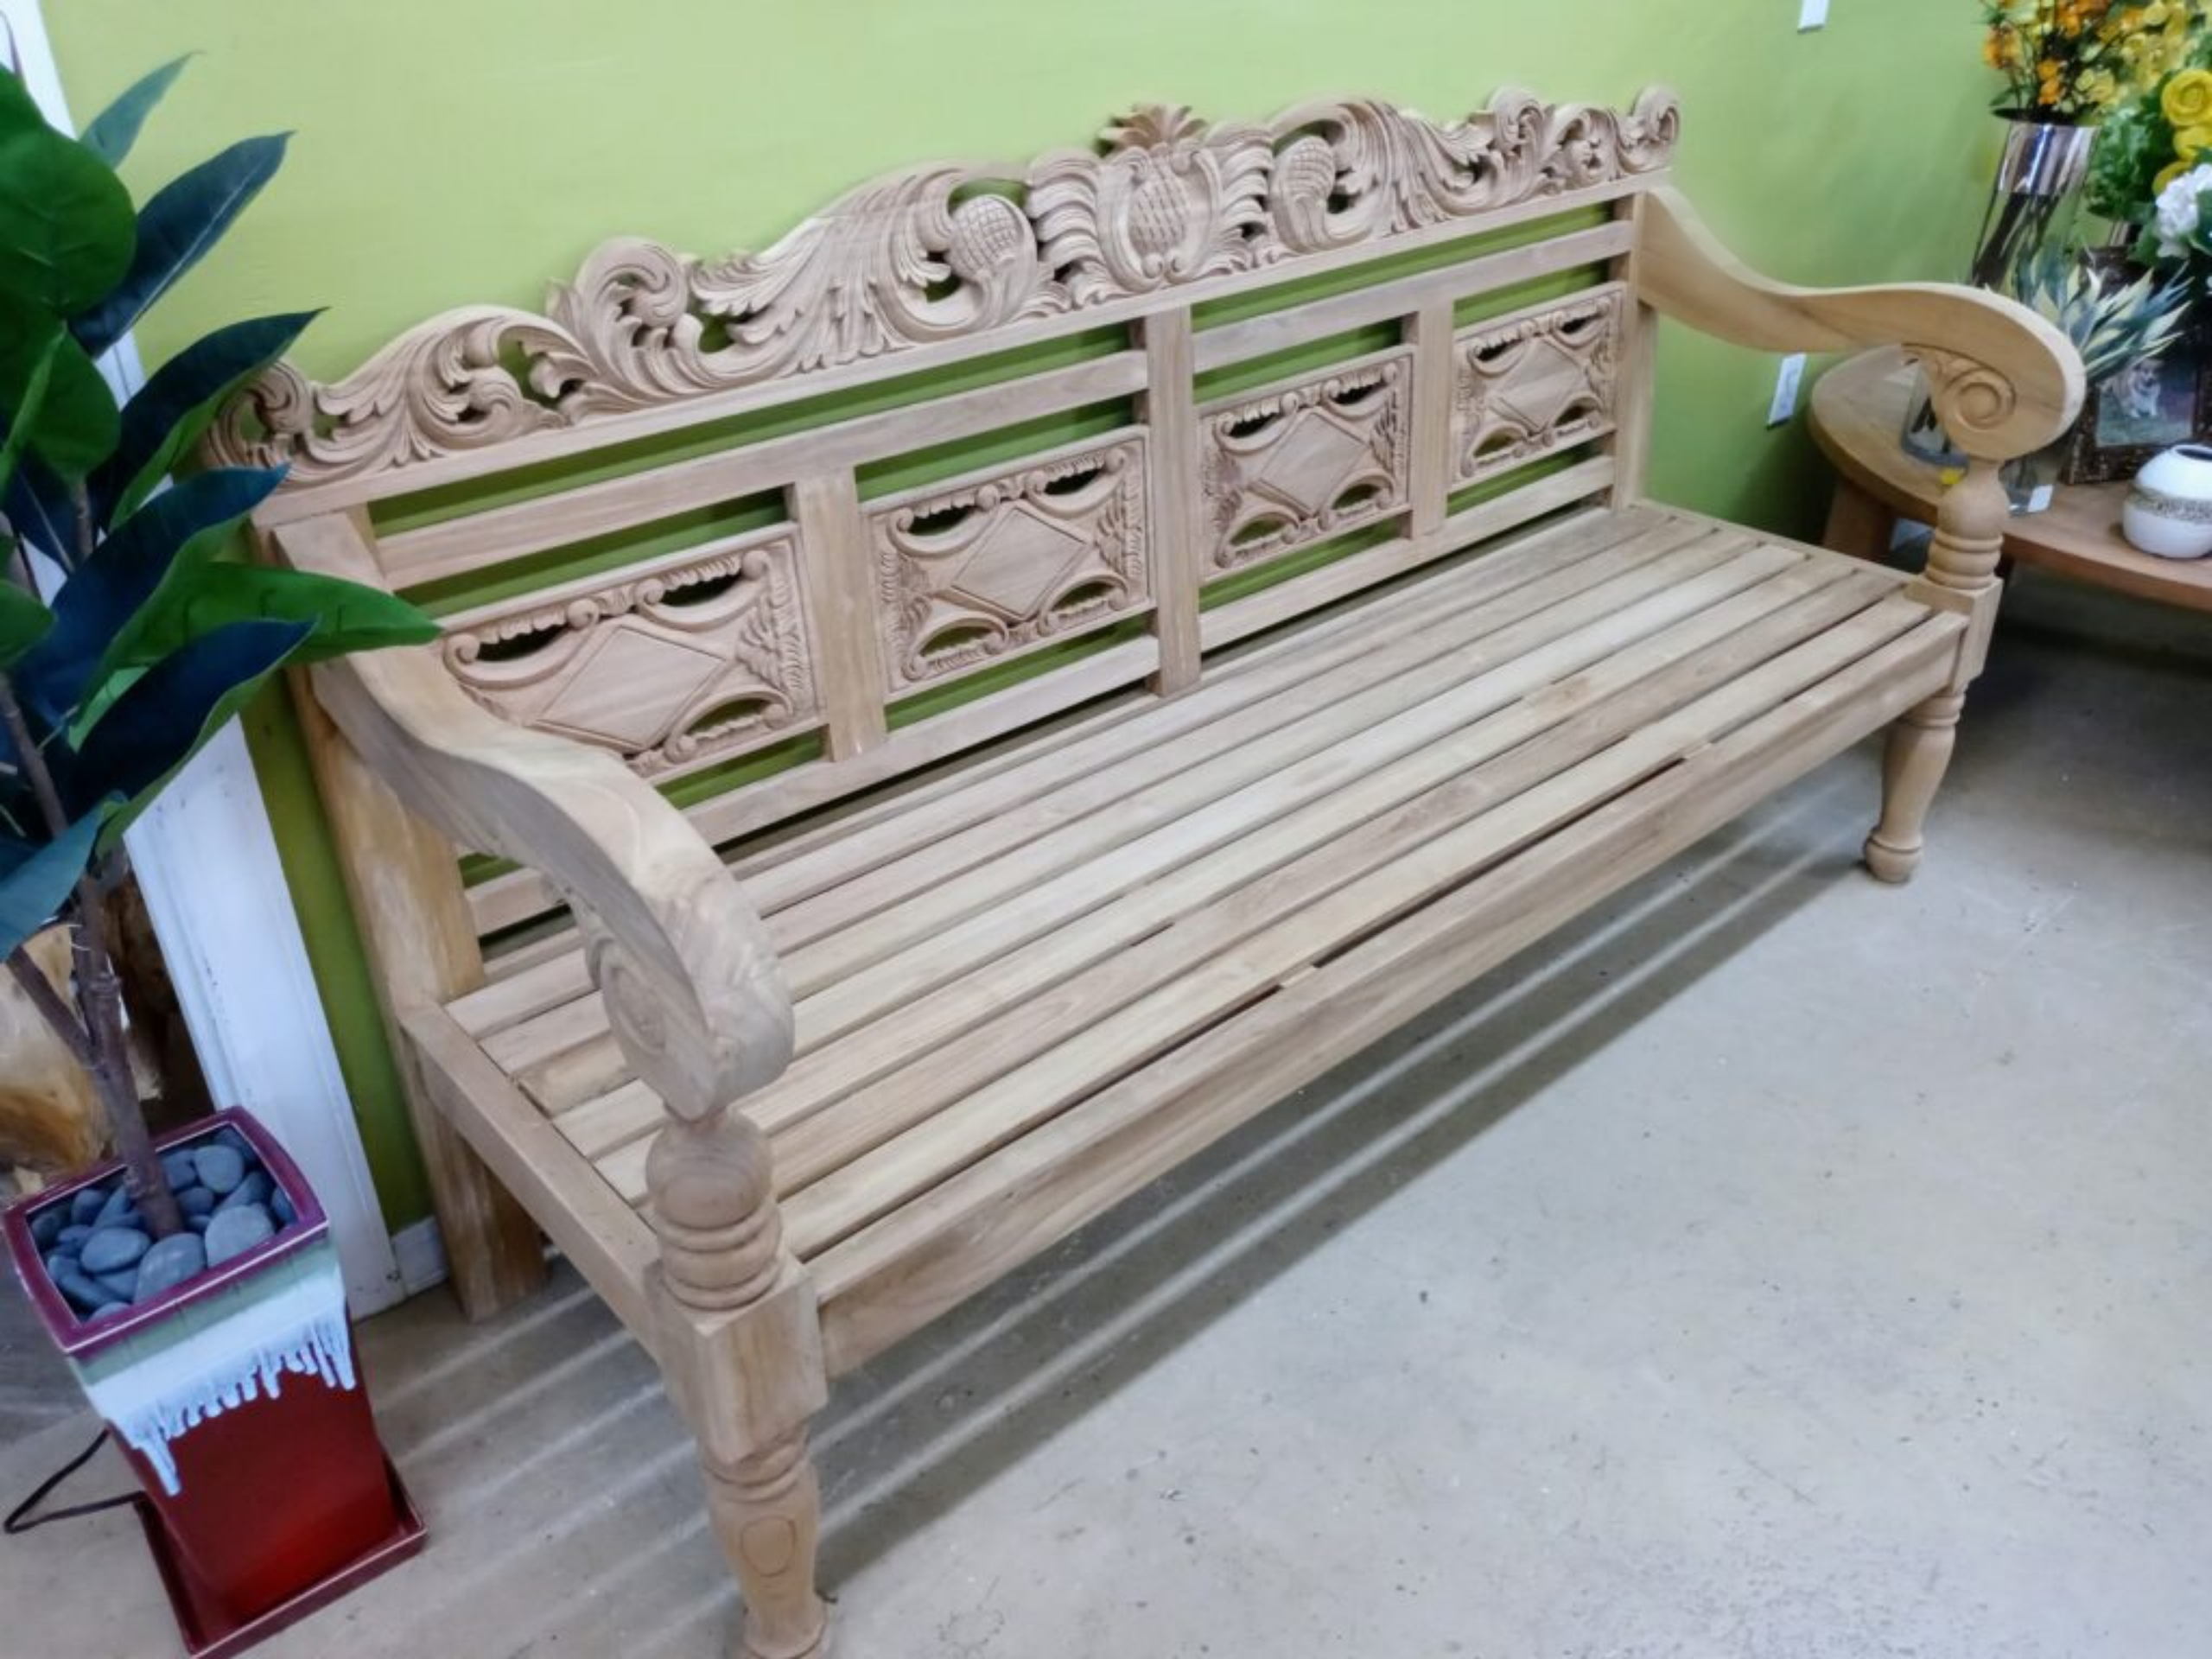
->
[1768,353,1808,427]
[1799,0,1829,29]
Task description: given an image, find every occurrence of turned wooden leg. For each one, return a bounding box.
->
[1859,441,2011,886]
[705,1428,830,1659]
[1863,689,1963,884]
[646,1109,831,1659]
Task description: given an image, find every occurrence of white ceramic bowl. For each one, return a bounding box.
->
[2123,444,2212,561]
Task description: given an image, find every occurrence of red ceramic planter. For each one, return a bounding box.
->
[3,1109,423,1656]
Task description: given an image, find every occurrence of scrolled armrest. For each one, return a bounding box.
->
[273,516,794,1125]
[1637,187,2085,462]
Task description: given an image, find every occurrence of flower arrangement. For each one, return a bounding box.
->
[2088,36,2212,218]
[1983,1,2202,120]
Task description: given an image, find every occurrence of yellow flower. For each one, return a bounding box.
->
[2163,67,2212,125]
[2177,123,2212,160]
[2156,159,2194,192]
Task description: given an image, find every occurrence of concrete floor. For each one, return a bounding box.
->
[3,563,2208,1658]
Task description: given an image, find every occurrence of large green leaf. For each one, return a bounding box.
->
[92,309,316,526]
[61,616,310,840]
[0,304,119,479]
[14,466,284,724]
[99,562,436,668]
[0,807,103,960]
[78,57,191,168]
[71,134,288,359]
[0,73,134,315]
[0,582,53,667]
[75,562,435,737]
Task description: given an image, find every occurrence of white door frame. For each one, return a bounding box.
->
[3,0,406,1314]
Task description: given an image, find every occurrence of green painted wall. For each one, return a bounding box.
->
[44,0,1999,1229]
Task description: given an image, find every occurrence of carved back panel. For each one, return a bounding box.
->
[240,87,1675,938]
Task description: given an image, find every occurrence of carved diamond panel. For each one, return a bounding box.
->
[440,525,819,777]
[1199,353,1410,575]
[1452,288,1623,485]
[868,435,1150,693]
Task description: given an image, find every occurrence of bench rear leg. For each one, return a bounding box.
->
[1863,689,1963,884]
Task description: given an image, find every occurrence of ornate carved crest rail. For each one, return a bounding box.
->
[213,88,1677,498]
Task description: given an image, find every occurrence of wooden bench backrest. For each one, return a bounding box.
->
[230,87,1680,948]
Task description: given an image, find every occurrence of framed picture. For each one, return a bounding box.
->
[2063,310,2212,486]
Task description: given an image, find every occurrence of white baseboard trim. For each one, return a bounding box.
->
[391,1218,450,1298]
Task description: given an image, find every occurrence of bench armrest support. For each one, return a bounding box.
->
[272,514,795,1127]
[1637,187,2085,616]
[1636,186,2085,465]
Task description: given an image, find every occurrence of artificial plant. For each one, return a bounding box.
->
[0,61,435,1238]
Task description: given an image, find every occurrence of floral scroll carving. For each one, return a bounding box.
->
[1200,355,1410,573]
[868,437,1150,693]
[1452,289,1624,485]
[208,88,1680,489]
[440,528,819,777]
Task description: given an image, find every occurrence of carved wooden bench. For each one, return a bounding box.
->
[221,88,2079,1656]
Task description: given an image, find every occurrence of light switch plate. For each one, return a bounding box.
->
[1800,0,1829,29]
[1768,353,1807,427]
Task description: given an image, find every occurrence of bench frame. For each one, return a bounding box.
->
[224,89,2079,1656]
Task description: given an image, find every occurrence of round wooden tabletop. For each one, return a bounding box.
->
[1809,346,2212,614]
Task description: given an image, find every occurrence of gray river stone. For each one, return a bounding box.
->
[218,1171,272,1213]
[270,1186,296,1227]
[68,1186,108,1227]
[78,1226,150,1276]
[159,1150,200,1190]
[29,1207,63,1249]
[134,1233,207,1300]
[204,1205,275,1266]
[94,1185,137,1228]
[193,1144,246,1196]
[53,1266,120,1312]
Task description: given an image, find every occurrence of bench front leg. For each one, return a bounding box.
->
[639,1058,830,1659]
[1863,449,2007,883]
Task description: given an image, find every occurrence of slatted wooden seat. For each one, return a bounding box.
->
[226,87,2078,1657]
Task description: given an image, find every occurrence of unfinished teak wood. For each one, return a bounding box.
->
[232,89,2082,1658]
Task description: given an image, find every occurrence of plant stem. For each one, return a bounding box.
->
[0,502,183,1236]
[5,945,91,1067]
[73,878,181,1236]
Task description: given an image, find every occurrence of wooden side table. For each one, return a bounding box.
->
[1809,346,2212,614]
